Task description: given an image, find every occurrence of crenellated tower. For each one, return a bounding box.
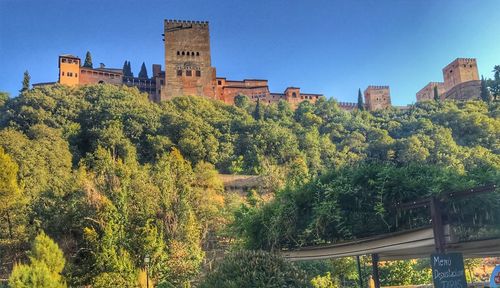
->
[161,20,216,100]
[442,58,479,91]
[364,85,391,111]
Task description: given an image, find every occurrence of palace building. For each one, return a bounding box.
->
[416,58,481,102]
[36,19,396,111]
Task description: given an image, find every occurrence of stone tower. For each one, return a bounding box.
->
[442,58,479,91]
[58,55,80,86]
[364,86,391,111]
[161,20,216,100]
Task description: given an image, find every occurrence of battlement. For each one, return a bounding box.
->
[455,58,477,63]
[443,58,477,70]
[366,85,389,90]
[165,19,209,27]
[338,102,357,107]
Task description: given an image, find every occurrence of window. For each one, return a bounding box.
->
[186,70,192,76]
[62,71,65,76]
[62,58,67,63]
[196,70,201,77]
[218,80,222,85]
[196,52,200,56]
[75,73,78,77]
[182,51,185,55]
[191,52,195,56]
[177,70,182,76]
[177,51,180,55]
[292,92,297,98]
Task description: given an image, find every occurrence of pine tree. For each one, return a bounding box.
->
[122,61,128,76]
[138,62,148,79]
[122,61,133,77]
[20,70,30,93]
[433,85,439,101]
[83,51,93,68]
[129,61,134,77]
[357,88,364,111]
[480,76,491,102]
[253,98,262,120]
[9,232,67,288]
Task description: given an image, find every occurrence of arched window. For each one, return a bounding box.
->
[182,51,185,55]
[196,52,200,56]
[292,92,297,98]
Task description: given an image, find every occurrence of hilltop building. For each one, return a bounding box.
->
[416,82,446,102]
[35,19,400,111]
[416,58,480,102]
[42,19,325,109]
[364,86,392,111]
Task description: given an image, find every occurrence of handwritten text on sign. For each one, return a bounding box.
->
[431,253,467,288]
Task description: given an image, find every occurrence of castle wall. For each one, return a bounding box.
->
[364,86,391,110]
[162,20,216,100]
[79,68,123,85]
[416,82,445,102]
[442,58,479,91]
[443,80,481,101]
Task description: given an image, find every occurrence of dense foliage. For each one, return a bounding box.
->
[0,83,498,286]
[8,232,66,288]
[199,250,311,288]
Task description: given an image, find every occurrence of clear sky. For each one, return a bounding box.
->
[1,0,500,105]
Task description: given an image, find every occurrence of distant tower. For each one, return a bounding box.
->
[442,58,479,91]
[161,20,216,100]
[58,55,80,86]
[364,86,391,111]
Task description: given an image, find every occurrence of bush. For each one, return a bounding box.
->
[199,250,311,288]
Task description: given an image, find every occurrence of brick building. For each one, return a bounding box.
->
[364,86,392,111]
[416,82,446,102]
[416,58,481,102]
[38,19,408,111]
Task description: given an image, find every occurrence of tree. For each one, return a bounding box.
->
[234,94,249,109]
[0,147,22,239]
[433,85,439,101]
[199,250,311,288]
[83,51,93,68]
[138,62,148,79]
[311,272,337,288]
[0,91,9,108]
[20,70,30,93]
[490,65,500,100]
[122,61,128,76]
[480,76,492,102]
[357,89,364,111]
[253,98,262,120]
[122,61,133,77]
[8,231,67,288]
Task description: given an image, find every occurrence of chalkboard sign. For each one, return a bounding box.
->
[491,265,500,288]
[430,253,467,288]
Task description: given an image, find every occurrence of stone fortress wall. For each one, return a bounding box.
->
[417,58,481,102]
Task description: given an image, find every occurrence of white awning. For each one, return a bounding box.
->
[281,226,500,261]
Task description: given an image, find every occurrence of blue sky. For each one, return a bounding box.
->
[1,0,500,105]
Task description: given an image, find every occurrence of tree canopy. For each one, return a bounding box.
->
[0,83,498,285]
